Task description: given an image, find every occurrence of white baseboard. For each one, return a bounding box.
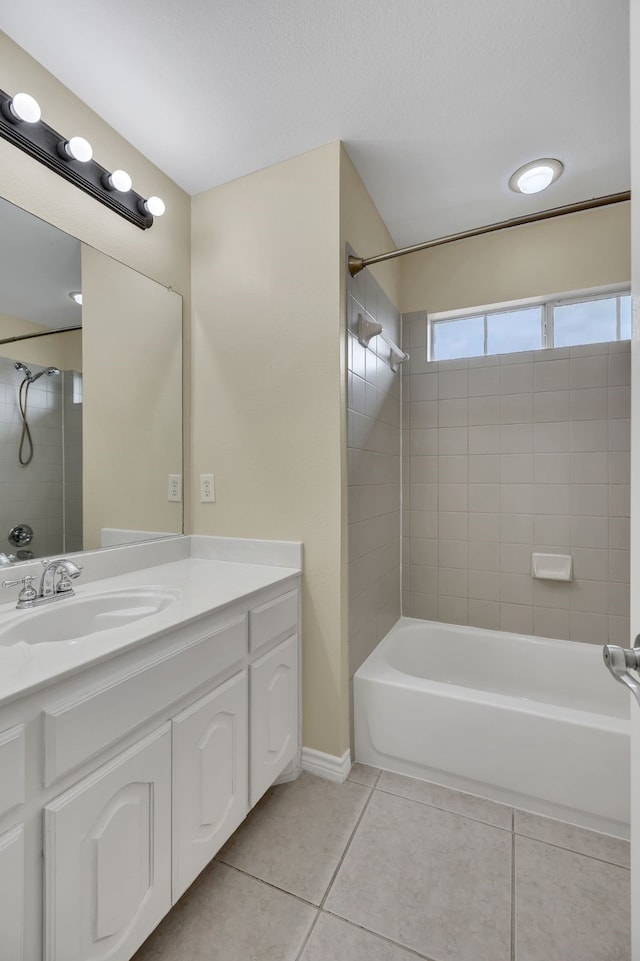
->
[301,747,351,783]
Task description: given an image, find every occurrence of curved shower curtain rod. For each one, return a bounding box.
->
[348,191,631,278]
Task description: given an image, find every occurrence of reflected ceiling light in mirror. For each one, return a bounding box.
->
[509,158,563,194]
[140,196,166,217]
[59,136,93,163]
[102,169,133,192]
[6,92,41,124]
[68,291,82,305]
[0,86,161,229]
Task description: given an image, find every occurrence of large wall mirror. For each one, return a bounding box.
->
[0,196,183,562]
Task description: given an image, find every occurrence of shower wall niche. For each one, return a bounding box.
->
[0,356,82,559]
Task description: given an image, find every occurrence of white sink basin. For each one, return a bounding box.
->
[0,587,181,645]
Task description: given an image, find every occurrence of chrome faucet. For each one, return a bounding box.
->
[38,558,82,599]
[3,557,82,609]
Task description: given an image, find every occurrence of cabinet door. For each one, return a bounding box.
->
[172,671,248,901]
[0,824,24,961]
[250,634,299,807]
[44,725,171,961]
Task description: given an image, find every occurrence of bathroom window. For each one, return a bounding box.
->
[429,287,631,361]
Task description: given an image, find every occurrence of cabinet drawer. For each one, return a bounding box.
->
[0,725,25,818]
[249,589,298,655]
[43,616,247,786]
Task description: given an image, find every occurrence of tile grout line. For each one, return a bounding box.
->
[294,774,383,960]
[320,909,440,961]
[373,784,513,833]
[318,781,378,912]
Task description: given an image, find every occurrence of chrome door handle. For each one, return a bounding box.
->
[603,635,640,704]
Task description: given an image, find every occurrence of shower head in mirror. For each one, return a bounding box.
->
[14,361,32,379]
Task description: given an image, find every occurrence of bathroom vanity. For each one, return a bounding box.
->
[0,535,302,961]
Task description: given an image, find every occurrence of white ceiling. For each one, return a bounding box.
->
[0,0,630,247]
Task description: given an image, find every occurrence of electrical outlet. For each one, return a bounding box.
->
[200,473,215,502]
[168,474,182,502]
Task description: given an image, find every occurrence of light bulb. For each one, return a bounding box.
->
[68,291,82,305]
[9,92,41,123]
[516,165,554,194]
[143,196,165,217]
[508,158,563,195]
[104,169,132,192]
[61,136,93,163]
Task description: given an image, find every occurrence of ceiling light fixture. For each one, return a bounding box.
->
[5,92,41,124]
[509,158,564,195]
[68,291,82,305]
[102,168,133,192]
[0,86,164,229]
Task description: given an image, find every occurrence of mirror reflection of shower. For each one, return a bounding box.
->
[0,356,83,560]
[15,361,61,465]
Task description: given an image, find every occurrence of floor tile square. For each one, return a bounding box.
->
[132,862,316,961]
[515,836,630,961]
[325,789,511,961]
[217,772,370,904]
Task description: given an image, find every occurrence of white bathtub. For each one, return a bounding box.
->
[354,617,630,837]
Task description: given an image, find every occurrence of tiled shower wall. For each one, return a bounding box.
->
[401,315,631,646]
[347,268,402,695]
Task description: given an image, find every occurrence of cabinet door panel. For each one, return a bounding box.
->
[172,671,248,901]
[44,725,171,961]
[250,634,299,807]
[0,824,24,961]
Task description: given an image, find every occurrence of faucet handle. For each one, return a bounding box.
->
[2,575,37,605]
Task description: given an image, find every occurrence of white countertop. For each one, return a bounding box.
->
[0,536,301,708]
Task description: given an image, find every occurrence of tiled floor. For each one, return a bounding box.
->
[133,765,631,961]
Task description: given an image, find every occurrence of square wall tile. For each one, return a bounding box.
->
[468,514,500,543]
[469,483,500,513]
[470,454,500,484]
[569,353,609,388]
[500,514,534,545]
[501,363,533,394]
[468,599,500,630]
[438,595,468,624]
[468,394,500,426]
[469,540,501,571]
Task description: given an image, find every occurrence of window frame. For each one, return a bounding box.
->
[427,283,631,362]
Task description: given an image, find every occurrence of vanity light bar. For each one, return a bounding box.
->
[0,88,165,230]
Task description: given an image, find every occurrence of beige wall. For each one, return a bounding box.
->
[0,311,81,370]
[82,246,183,547]
[400,202,631,315]
[191,143,347,756]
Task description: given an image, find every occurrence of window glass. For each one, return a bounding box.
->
[432,315,484,361]
[553,298,617,347]
[486,307,542,355]
[620,295,632,340]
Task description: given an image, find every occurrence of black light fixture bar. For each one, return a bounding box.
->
[0,88,153,230]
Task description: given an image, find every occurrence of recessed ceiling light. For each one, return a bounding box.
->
[68,291,82,305]
[509,158,564,195]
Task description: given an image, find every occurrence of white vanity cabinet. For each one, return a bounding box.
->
[43,726,172,961]
[172,670,248,900]
[0,574,300,961]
